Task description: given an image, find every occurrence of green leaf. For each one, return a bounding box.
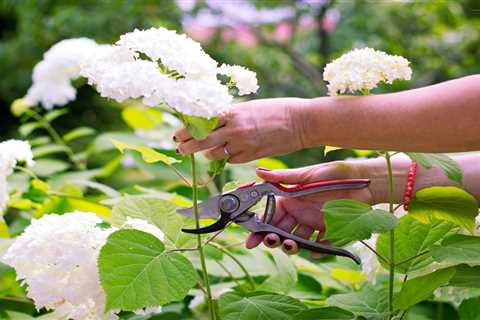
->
[179,114,218,140]
[393,267,455,310]
[111,197,194,248]
[112,139,180,165]
[259,249,298,294]
[431,234,480,265]
[459,297,480,320]
[63,127,96,142]
[4,311,34,320]
[19,122,42,137]
[31,159,70,176]
[32,144,70,158]
[44,108,69,122]
[406,152,463,184]
[377,215,455,273]
[296,307,354,320]
[98,229,197,311]
[208,158,228,177]
[256,158,288,170]
[323,199,398,246]
[449,265,480,288]
[326,285,388,320]
[409,186,478,232]
[218,292,306,320]
[122,107,163,129]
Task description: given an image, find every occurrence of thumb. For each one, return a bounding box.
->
[256,162,350,184]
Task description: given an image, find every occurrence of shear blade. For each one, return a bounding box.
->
[176,195,221,219]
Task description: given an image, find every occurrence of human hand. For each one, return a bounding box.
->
[174,98,309,163]
[245,159,387,258]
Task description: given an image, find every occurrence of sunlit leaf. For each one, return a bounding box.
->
[0,217,10,238]
[377,215,455,273]
[409,186,478,233]
[98,229,197,311]
[112,139,180,165]
[431,234,480,265]
[111,196,194,248]
[406,152,463,184]
[323,199,398,246]
[256,158,288,170]
[31,179,49,192]
[331,268,366,285]
[122,106,163,129]
[179,114,218,140]
[393,267,456,310]
[323,146,341,155]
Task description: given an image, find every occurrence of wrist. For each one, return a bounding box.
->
[295,97,334,149]
[359,157,411,205]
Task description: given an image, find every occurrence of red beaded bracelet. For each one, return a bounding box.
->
[403,162,418,211]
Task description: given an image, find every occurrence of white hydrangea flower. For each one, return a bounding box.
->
[25,38,101,109]
[117,27,218,78]
[2,212,117,320]
[134,306,163,316]
[323,47,412,96]
[0,140,34,212]
[218,64,259,95]
[81,27,258,118]
[122,216,165,241]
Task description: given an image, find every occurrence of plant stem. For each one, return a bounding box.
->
[360,240,389,264]
[395,250,429,267]
[209,242,256,291]
[191,153,216,320]
[28,110,85,170]
[385,151,396,319]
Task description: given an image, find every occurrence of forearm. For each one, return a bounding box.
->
[363,154,480,204]
[298,75,480,152]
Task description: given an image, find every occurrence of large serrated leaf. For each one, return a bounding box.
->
[450,265,480,288]
[326,285,388,320]
[409,186,478,233]
[111,196,194,248]
[218,291,306,320]
[376,215,455,273]
[98,229,197,311]
[431,234,480,265]
[296,307,354,320]
[393,267,456,310]
[259,249,298,294]
[323,199,398,246]
[406,152,463,184]
[179,114,218,140]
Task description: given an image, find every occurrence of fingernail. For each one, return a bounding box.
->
[176,148,182,155]
[173,136,177,142]
[257,167,271,171]
[266,239,275,246]
[283,243,293,251]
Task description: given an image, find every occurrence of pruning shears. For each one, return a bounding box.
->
[177,179,371,264]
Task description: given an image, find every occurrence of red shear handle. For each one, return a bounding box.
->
[271,178,370,194]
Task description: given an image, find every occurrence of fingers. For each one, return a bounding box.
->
[204,145,230,161]
[173,127,192,143]
[256,162,348,185]
[177,127,230,155]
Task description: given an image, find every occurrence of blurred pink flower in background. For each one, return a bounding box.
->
[322,9,340,33]
[274,21,293,43]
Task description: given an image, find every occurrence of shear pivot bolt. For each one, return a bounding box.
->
[219,195,240,213]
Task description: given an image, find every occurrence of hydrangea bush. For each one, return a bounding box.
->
[1,28,480,320]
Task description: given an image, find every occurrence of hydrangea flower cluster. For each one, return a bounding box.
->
[25,38,102,109]
[0,139,34,212]
[323,47,412,96]
[2,212,165,320]
[80,27,258,118]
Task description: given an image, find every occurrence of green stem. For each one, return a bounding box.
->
[28,110,85,170]
[209,243,256,291]
[191,153,216,320]
[385,151,395,319]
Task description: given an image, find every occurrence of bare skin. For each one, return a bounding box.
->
[249,155,480,256]
[175,75,480,161]
[173,75,480,256]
